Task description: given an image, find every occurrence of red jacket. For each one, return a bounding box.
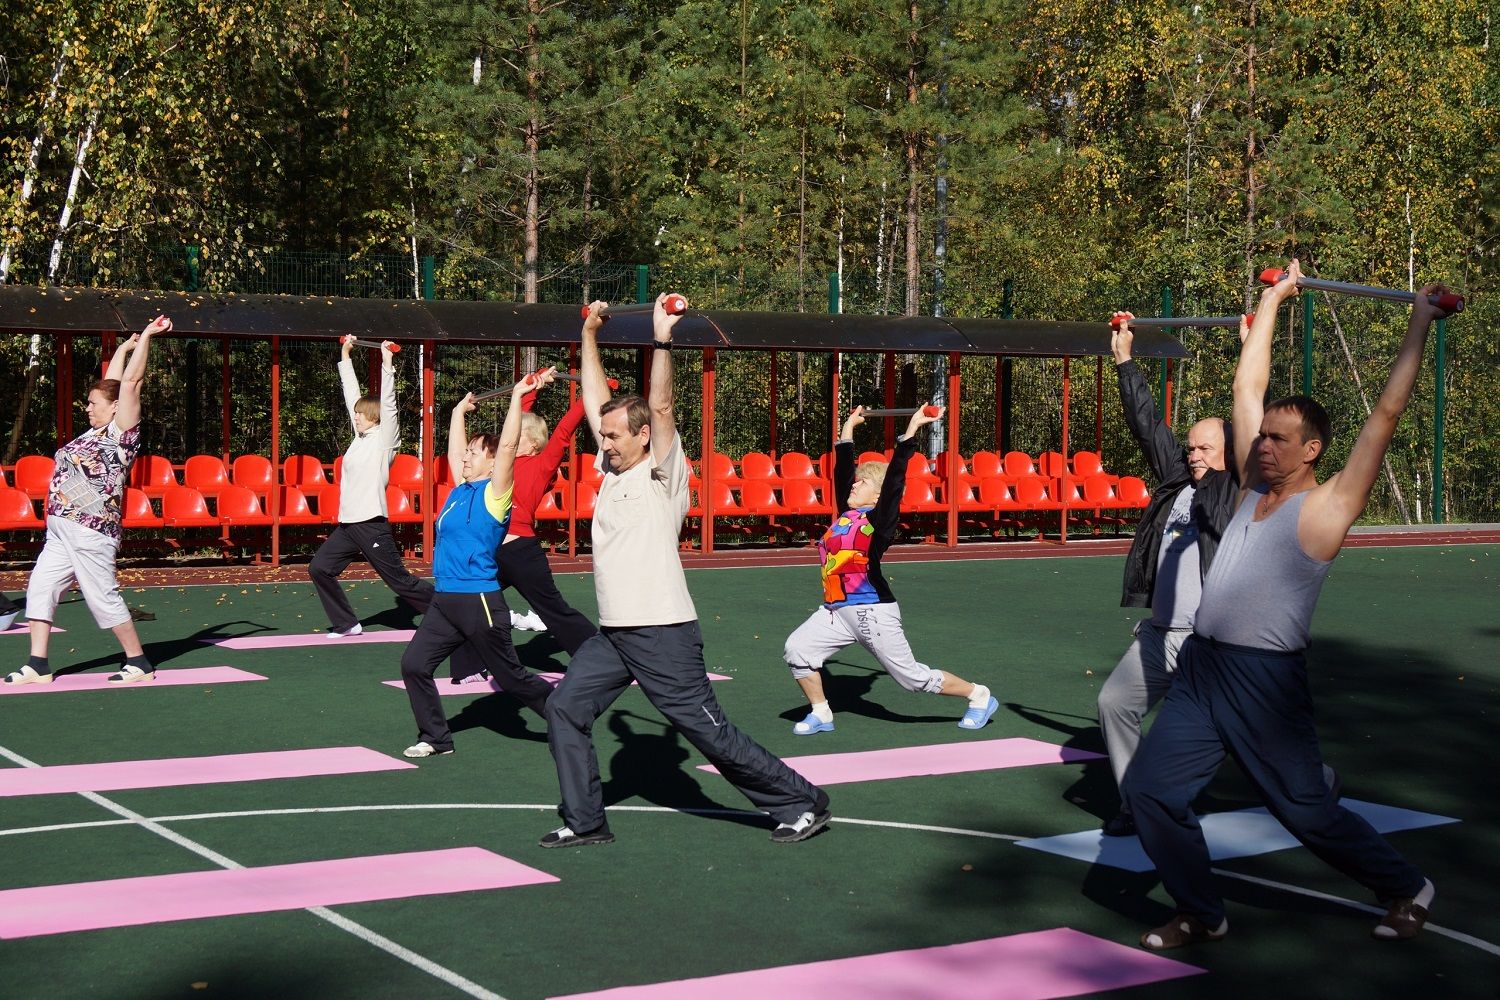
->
[508,397,586,538]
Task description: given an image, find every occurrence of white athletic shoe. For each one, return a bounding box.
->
[327,623,363,638]
[4,665,53,685]
[510,610,546,632]
[0,610,19,632]
[403,741,454,758]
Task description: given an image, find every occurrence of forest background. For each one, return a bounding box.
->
[1,1,1497,524]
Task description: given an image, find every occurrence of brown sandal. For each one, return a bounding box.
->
[1140,913,1228,951]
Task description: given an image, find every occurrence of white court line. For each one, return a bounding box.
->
[0,744,506,1000]
[7,799,1490,958]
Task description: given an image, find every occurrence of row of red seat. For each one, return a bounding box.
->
[1,449,1150,541]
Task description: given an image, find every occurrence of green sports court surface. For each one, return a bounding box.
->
[1,545,1496,998]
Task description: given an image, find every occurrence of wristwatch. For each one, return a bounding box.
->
[652,340,673,351]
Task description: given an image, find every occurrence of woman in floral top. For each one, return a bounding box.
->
[5,315,170,685]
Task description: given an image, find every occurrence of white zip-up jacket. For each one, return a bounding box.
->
[337,357,398,522]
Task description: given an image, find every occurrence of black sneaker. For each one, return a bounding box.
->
[539,824,614,849]
[1102,811,1137,837]
[770,808,832,843]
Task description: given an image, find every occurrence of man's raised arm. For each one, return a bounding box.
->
[579,301,610,444]
[648,292,684,462]
[1233,259,1302,490]
[1304,284,1453,556]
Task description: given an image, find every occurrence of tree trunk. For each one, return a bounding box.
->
[1,43,68,284]
[47,109,100,282]
[523,2,541,306]
[903,1,921,318]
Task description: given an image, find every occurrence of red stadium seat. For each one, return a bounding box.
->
[283,455,331,497]
[1116,476,1151,508]
[706,452,741,487]
[738,452,781,484]
[534,487,566,521]
[573,482,597,519]
[1003,451,1036,477]
[781,480,832,517]
[130,455,178,497]
[779,452,820,482]
[389,454,424,493]
[740,481,787,516]
[970,451,1003,479]
[707,482,744,515]
[0,488,44,531]
[318,485,341,523]
[14,455,55,499]
[1072,451,1105,478]
[979,476,1021,513]
[183,455,231,498]
[121,487,163,529]
[161,487,219,529]
[857,450,889,466]
[900,479,946,514]
[1037,451,1068,480]
[386,485,421,524]
[217,486,272,526]
[1014,475,1061,511]
[232,455,274,497]
[274,486,324,525]
[578,454,603,486]
[433,483,453,514]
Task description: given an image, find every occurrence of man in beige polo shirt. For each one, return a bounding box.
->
[540,294,830,848]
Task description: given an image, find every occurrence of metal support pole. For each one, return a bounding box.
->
[221,338,232,463]
[1158,285,1173,419]
[945,351,961,546]
[1302,290,1314,395]
[882,351,897,450]
[55,334,74,448]
[270,336,282,565]
[1433,317,1446,524]
[1060,355,1071,544]
[1000,278,1014,453]
[421,339,436,558]
[1094,356,1103,452]
[700,348,717,554]
[187,341,200,456]
[769,350,779,459]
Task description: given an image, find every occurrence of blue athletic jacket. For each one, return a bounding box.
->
[433,479,513,593]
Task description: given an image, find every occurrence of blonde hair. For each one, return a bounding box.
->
[520,412,549,451]
[855,460,888,490]
[353,396,381,423]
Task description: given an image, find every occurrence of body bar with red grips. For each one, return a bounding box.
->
[859,406,942,418]
[1110,313,1247,330]
[580,294,688,320]
[1259,269,1464,313]
[342,336,401,353]
[473,373,621,404]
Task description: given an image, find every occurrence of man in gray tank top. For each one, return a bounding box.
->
[1126,258,1452,951]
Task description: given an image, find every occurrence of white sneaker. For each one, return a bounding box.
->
[510,610,546,632]
[403,741,454,758]
[4,665,53,685]
[327,623,363,638]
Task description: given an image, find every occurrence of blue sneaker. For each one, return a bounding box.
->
[792,712,834,736]
[958,696,999,730]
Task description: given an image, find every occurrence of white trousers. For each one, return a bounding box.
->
[26,516,131,629]
[784,602,944,694]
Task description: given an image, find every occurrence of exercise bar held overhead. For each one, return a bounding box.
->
[342,335,401,353]
[472,373,621,404]
[1259,269,1465,313]
[579,294,688,320]
[1110,312,1249,330]
[858,406,943,418]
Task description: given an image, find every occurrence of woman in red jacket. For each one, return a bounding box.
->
[451,377,597,682]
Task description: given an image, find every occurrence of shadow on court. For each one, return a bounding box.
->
[601,710,765,830]
[775,660,954,726]
[887,635,1496,995]
[49,620,274,677]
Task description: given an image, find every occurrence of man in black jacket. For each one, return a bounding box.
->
[1096,314,1240,836]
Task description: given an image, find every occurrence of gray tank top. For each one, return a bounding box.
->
[1195,486,1333,651]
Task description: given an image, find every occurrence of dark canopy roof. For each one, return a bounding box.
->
[0,285,1188,359]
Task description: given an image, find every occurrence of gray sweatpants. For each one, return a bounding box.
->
[784,603,944,694]
[26,516,131,629]
[1097,620,1190,792]
[546,621,827,834]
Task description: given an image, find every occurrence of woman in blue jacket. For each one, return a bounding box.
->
[398,368,558,757]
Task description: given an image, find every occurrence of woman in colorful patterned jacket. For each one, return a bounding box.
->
[780,404,998,734]
[6,315,171,685]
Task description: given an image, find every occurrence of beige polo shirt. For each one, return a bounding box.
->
[591,432,696,627]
